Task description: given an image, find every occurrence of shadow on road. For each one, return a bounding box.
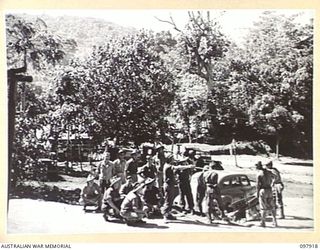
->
[283,162,313,167]
[104,218,169,229]
[168,218,253,228]
[276,225,313,230]
[167,219,212,227]
[83,209,103,214]
[127,223,169,229]
[104,219,125,224]
[287,215,313,221]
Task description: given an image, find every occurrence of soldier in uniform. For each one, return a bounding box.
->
[120,180,150,226]
[113,149,127,184]
[98,151,115,194]
[119,176,134,199]
[101,176,122,221]
[202,170,227,223]
[266,161,285,219]
[79,174,102,211]
[137,155,157,182]
[175,158,195,214]
[162,154,194,223]
[161,154,177,222]
[125,149,140,183]
[195,165,211,215]
[153,145,166,190]
[256,161,278,227]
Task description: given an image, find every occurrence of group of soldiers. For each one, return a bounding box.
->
[79,144,224,225]
[79,143,285,227]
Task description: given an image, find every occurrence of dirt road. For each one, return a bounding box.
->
[7,155,314,234]
[7,196,313,234]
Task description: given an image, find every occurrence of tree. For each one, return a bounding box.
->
[169,74,208,143]
[6,14,65,70]
[230,11,313,157]
[53,31,176,145]
[158,11,230,89]
[6,14,69,185]
[157,11,236,142]
[249,94,303,158]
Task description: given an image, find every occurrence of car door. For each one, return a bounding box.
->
[220,175,246,203]
[238,175,256,198]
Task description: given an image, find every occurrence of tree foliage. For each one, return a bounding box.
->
[174,11,230,89]
[162,11,312,155]
[6,14,71,183]
[158,11,233,140]
[6,14,67,70]
[7,10,314,182]
[228,11,313,156]
[169,74,208,141]
[53,31,176,145]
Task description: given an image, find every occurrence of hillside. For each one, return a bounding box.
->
[12,13,137,58]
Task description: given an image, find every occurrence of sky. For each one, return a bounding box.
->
[7,9,314,42]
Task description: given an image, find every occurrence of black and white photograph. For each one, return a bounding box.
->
[5,9,314,235]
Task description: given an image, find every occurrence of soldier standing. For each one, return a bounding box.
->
[113,149,127,184]
[161,154,177,222]
[154,145,166,190]
[266,161,285,219]
[175,158,195,214]
[138,155,157,179]
[256,161,278,227]
[98,151,115,195]
[202,170,226,223]
[125,149,140,183]
[162,154,194,223]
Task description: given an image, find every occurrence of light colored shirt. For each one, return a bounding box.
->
[257,169,275,190]
[113,158,126,175]
[120,191,143,212]
[81,182,101,199]
[98,160,114,182]
[269,168,282,184]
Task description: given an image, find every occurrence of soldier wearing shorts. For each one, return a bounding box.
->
[202,170,226,223]
[266,161,285,219]
[256,161,277,227]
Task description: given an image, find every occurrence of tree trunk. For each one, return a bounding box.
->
[207,75,214,92]
[67,125,71,171]
[276,135,280,159]
[231,139,239,168]
[78,136,83,172]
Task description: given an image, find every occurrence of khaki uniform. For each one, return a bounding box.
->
[256,169,277,227]
[98,160,115,194]
[79,182,102,208]
[101,186,122,215]
[269,167,285,218]
[120,191,145,222]
[161,163,177,219]
[113,158,126,183]
[154,155,165,189]
[125,158,138,183]
[202,171,225,220]
[257,169,275,211]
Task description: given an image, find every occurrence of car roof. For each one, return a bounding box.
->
[217,171,250,181]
